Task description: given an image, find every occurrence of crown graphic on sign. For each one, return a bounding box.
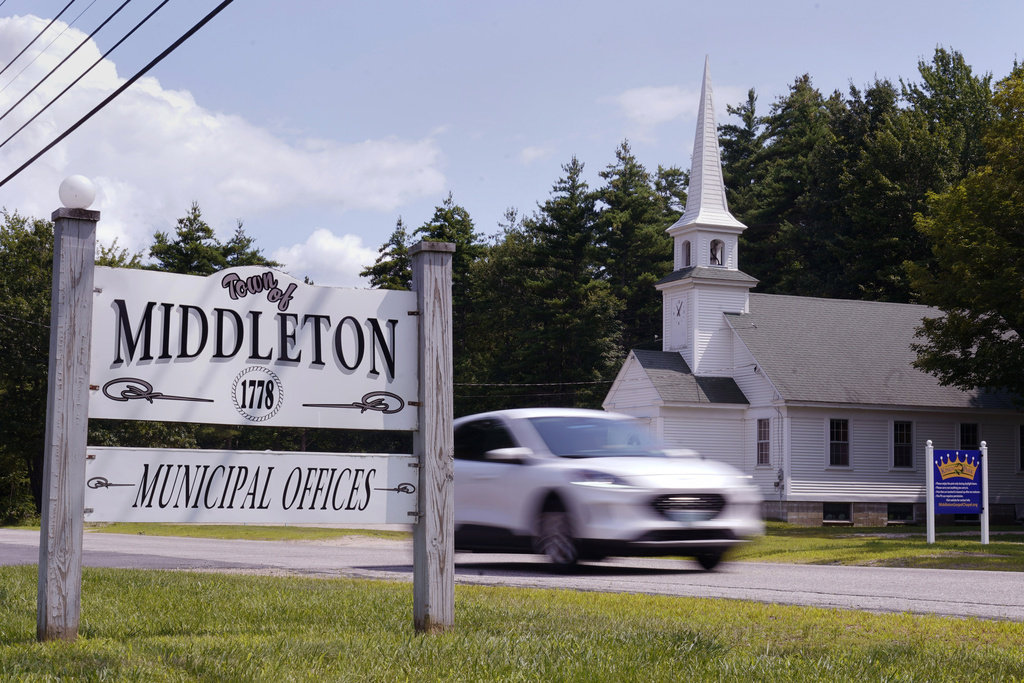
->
[937,453,978,480]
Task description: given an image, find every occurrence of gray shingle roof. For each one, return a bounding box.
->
[657,266,760,286]
[633,349,749,405]
[725,293,1018,410]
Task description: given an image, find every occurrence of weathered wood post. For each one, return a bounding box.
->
[410,240,454,633]
[37,199,99,642]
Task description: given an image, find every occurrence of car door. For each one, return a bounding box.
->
[454,418,523,534]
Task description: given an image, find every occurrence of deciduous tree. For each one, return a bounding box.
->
[909,65,1024,398]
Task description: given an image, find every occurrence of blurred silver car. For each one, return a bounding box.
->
[454,408,764,570]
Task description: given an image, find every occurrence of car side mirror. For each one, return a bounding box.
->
[483,447,532,464]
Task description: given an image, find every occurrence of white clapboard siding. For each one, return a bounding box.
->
[789,416,824,478]
[604,356,660,411]
[693,287,746,375]
[788,480,925,501]
[981,423,1018,500]
[662,416,744,470]
[917,421,956,450]
[730,336,776,406]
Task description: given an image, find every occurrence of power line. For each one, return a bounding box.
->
[0,0,98,98]
[0,0,172,154]
[0,311,50,329]
[0,0,132,127]
[0,0,77,81]
[0,0,239,189]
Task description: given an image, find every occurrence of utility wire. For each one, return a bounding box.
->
[0,0,77,81]
[0,0,132,126]
[0,0,240,189]
[0,0,98,97]
[0,311,50,329]
[0,0,172,154]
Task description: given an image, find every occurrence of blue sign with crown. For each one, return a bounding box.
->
[933,450,982,514]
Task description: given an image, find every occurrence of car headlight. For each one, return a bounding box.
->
[571,469,633,487]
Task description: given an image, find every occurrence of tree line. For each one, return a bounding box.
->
[363,48,1023,415]
[2,48,1021,522]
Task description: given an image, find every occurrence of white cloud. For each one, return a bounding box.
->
[0,15,445,257]
[614,84,750,136]
[272,228,377,288]
[616,86,700,127]
[519,145,552,164]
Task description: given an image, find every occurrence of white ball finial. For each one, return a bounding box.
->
[59,175,96,209]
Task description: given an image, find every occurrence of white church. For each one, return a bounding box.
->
[603,58,1024,526]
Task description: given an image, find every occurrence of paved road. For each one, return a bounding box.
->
[5,528,1024,621]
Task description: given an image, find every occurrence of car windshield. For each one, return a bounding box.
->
[527,415,667,458]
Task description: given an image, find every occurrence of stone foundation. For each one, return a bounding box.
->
[851,503,888,527]
[766,501,1022,527]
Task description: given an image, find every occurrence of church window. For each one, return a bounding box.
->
[710,239,724,266]
[756,418,770,465]
[893,421,913,469]
[682,240,691,267]
[829,419,849,466]
[959,423,979,449]
[1019,425,1023,471]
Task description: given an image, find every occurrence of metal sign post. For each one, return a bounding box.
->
[927,439,989,546]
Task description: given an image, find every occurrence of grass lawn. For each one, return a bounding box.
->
[730,521,1024,571]
[3,565,1024,681]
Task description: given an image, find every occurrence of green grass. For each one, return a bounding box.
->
[731,522,1024,571]
[2,565,1024,682]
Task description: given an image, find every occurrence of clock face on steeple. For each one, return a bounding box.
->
[670,294,688,350]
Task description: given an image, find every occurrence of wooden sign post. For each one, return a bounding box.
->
[411,241,455,633]
[36,190,455,640]
[38,206,99,641]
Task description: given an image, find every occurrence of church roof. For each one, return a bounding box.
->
[726,293,1018,410]
[632,349,749,405]
[667,56,745,233]
[657,266,759,286]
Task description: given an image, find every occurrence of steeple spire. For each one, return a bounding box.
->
[671,56,745,231]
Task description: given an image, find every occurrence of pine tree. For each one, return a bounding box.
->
[902,47,994,179]
[414,193,484,377]
[521,157,622,406]
[360,217,412,290]
[595,141,672,352]
[148,203,276,275]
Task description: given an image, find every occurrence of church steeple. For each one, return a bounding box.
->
[656,57,756,372]
[667,56,746,271]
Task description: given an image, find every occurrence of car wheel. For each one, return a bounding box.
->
[537,509,578,567]
[696,551,723,571]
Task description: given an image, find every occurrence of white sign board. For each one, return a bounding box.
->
[83,447,418,524]
[89,266,418,430]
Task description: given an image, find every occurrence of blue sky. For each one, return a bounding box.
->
[0,0,1021,285]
